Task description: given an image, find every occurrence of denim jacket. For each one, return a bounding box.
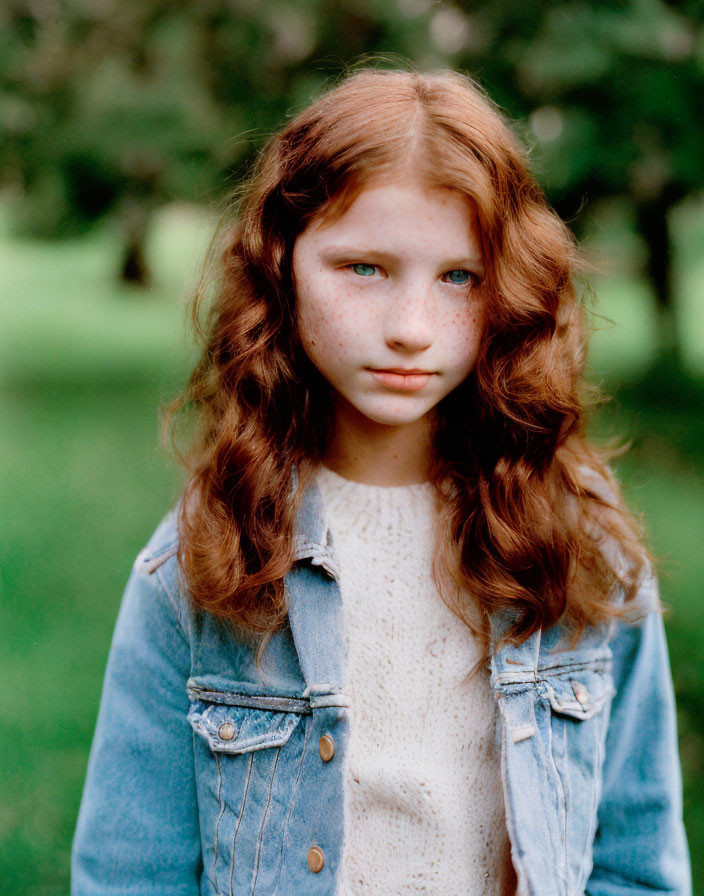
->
[72,472,691,896]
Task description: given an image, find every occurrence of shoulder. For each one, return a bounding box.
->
[130,506,194,640]
[135,506,179,577]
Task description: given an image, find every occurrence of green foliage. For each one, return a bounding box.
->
[3,0,702,235]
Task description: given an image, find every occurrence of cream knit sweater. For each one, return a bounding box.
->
[314,465,515,895]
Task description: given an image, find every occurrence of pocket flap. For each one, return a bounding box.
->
[188,700,302,754]
[544,668,614,720]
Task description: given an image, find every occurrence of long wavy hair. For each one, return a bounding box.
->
[165,67,653,666]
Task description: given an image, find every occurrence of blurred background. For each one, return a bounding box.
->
[1,0,703,892]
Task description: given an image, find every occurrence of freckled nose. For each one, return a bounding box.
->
[383,288,435,352]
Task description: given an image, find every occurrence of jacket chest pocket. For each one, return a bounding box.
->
[541,664,615,890]
[188,692,310,896]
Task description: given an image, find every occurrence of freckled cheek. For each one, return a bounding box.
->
[330,321,366,359]
[300,309,362,361]
[443,305,485,341]
[437,308,486,369]
[298,280,376,360]
[336,303,375,357]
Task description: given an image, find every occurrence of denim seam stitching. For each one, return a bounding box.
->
[155,561,190,644]
[249,748,282,896]
[195,730,222,895]
[539,659,612,676]
[533,627,542,675]
[545,697,569,887]
[213,752,225,896]
[273,717,311,896]
[561,721,570,883]
[580,707,609,889]
[229,752,254,896]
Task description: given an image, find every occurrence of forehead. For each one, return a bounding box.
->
[300,175,482,252]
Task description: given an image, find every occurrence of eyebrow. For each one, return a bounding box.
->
[319,245,485,271]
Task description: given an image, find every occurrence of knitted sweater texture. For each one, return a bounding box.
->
[314,464,515,895]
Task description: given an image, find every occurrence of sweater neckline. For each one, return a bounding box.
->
[317,463,433,492]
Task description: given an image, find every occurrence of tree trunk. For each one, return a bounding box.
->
[635,196,678,360]
[119,199,151,288]
[121,238,149,286]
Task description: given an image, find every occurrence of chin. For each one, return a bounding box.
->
[356,404,431,427]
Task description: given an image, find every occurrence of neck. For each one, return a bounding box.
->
[323,402,433,486]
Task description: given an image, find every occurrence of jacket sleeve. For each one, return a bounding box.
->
[71,544,202,894]
[586,571,692,896]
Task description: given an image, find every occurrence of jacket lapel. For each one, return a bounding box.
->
[285,466,347,698]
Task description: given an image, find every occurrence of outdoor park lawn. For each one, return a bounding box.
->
[1,197,703,894]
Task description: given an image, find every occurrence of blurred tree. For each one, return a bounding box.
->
[0,0,702,358]
[442,0,703,357]
[0,0,235,283]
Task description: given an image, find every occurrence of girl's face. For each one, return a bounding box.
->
[292,174,486,433]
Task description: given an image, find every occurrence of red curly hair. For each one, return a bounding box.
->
[165,67,652,664]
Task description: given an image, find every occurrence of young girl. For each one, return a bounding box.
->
[71,68,691,895]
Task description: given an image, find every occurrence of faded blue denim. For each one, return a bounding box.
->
[72,473,691,895]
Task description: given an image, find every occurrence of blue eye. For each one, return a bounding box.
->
[350,263,376,277]
[444,269,471,285]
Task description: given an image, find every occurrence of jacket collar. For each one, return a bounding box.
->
[290,462,341,580]
[285,464,345,697]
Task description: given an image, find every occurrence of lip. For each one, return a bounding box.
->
[368,368,435,391]
[371,368,433,375]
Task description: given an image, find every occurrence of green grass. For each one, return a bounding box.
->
[0,203,208,894]
[1,197,703,893]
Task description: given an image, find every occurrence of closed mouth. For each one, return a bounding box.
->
[369,368,434,375]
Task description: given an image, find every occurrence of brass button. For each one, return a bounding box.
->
[319,734,335,762]
[571,681,589,707]
[218,722,236,741]
[307,845,324,873]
